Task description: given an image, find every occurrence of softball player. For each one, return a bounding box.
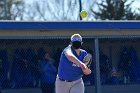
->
[55,34,91,93]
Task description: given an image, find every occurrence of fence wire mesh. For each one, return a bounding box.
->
[99,38,140,86]
[0,38,140,93]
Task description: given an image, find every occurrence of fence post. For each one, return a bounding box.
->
[95,38,101,93]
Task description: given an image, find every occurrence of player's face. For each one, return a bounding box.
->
[72,41,82,49]
[71,35,83,49]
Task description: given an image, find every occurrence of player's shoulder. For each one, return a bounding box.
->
[80,49,87,54]
[80,49,88,58]
[63,45,71,52]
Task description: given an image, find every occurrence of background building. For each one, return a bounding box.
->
[0,21,140,93]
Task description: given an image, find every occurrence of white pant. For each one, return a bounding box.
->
[55,77,84,93]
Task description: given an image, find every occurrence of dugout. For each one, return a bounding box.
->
[0,21,140,93]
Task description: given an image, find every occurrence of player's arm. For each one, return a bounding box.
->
[64,47,90,75]
[64,48,84,67]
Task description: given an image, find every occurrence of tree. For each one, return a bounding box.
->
[0,0,24,20]
[17,0,82,21]
[91,0,140,20]
[0,0,95,21]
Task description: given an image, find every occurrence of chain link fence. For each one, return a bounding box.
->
[99,38,140,85]
[0,38,140,93]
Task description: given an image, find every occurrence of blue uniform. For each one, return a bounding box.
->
[39,59,57,93]
[39,59,57,84]
[58,45,87,81]
[56,34,88,93]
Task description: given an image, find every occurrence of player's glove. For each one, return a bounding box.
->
[83,53,92,68]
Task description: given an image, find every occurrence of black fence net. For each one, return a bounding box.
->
[0,39,67,92]
[99,38,140,86]
[0,39,93,93]
[0,38,140,93]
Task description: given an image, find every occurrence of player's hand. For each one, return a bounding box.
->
[80,62,91,75]
[79,62,87,70]
[83,68,91,75]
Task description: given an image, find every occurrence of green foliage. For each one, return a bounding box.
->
[91,0,140,20]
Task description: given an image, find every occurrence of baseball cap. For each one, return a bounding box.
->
[71,34,82,42]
